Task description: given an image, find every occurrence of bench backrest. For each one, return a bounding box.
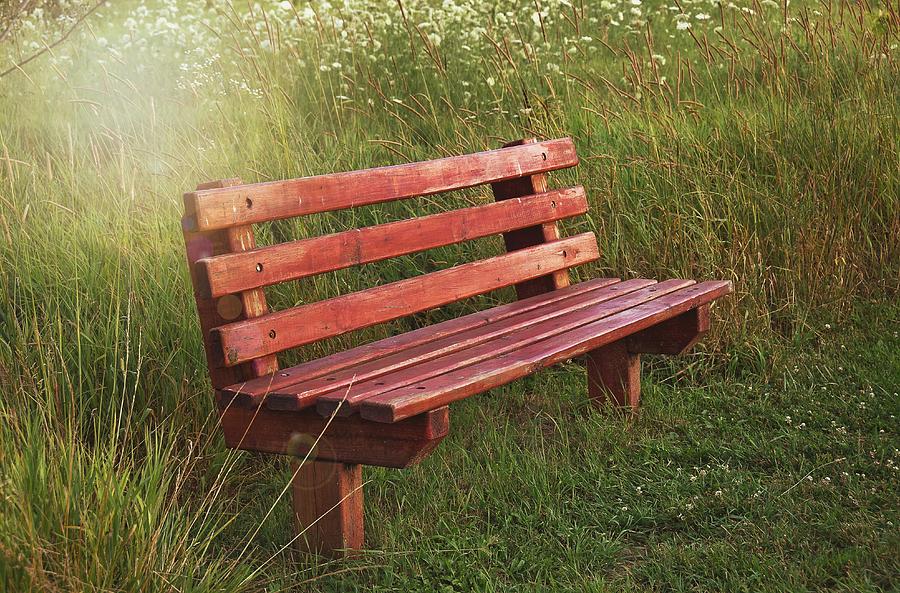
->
[182,138,598,389]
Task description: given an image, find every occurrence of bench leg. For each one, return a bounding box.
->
[291,460,364,557]
[586,341,641,411]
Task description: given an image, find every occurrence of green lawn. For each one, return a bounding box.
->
[0,0,897,591]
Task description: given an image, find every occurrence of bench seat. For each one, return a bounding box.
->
[220,277,730,422]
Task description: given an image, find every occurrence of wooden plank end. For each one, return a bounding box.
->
[358,402,398,424]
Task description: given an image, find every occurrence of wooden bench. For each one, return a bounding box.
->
[181,137,731,556]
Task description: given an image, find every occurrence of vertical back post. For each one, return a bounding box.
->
[491,138,572,300]
[182,178,279,386]
[183,178,364,557]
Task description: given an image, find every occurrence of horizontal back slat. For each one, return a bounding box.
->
[197,186,588,298]
[183,138,578,231]
[212,233,599,367]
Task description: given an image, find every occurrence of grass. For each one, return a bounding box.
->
[0,0,898,590]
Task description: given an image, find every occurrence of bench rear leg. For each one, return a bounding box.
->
[291,460,364,556]
[586,341,641,411]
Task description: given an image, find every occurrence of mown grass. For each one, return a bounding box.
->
[0,0,897,591]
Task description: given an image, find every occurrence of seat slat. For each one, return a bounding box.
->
[213,233,599,367]
[219,277,622,405]
[358,281,733,423]
[311,279,693,416]
[267,278,656,411]
[184,138,578,231]
[197,187,588,298]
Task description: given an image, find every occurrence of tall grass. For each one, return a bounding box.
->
[0,0,897,590]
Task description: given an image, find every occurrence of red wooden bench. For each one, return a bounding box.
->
[181,137,731,556]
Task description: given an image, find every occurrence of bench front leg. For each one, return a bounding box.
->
[292,460,364,557]
[586,341,641,411]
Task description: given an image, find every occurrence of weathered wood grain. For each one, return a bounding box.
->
[270,279,654,411]
[312,279,689,416]
[196,187,588,298]
[184,138,578,231]
[185,140,734,559]
[220,277,622,406]
[358,281,732,423]
[212,233,599,367]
